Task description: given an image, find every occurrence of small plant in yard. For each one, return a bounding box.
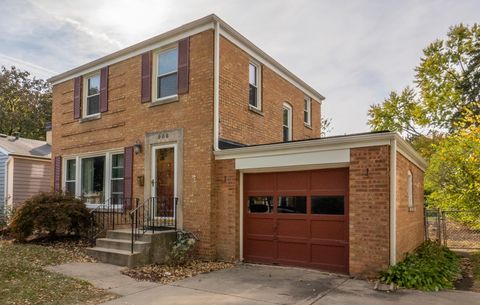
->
[166,231,198,266]
[380,240,460,291]
[9,192,91,241]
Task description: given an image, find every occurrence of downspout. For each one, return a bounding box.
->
[389,137,397,265]
[213,20,220,151]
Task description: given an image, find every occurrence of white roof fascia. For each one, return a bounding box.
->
[0,146,9,155]
[215,132,427,172]
[394,134,428,171]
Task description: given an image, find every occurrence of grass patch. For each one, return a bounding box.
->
[0,240,114,305]
[380,240,460,291]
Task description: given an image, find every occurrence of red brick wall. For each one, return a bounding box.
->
[396,152,425,260]
[219,36,320,145]
[213,159,240,261]
[349,146,390,277]
[52,30,216,257]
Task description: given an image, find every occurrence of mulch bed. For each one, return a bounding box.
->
[121,260,235,284]
[454,251,480,292]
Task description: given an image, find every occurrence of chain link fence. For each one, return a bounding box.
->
[425,208,480,249]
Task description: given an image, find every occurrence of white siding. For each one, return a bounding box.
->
[12,158,51,205]
[0,152,7,209]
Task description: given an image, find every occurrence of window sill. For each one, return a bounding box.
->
[149,95,179,107]
[408,206,416,212]
[304,123,312,130]
[80,113,101,123]
[248,105,264,116]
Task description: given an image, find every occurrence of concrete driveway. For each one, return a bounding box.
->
[100,264,479,305]
[48,262,480,305]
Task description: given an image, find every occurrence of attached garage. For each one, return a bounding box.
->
[243,168,349,273]
[214,132,427,277]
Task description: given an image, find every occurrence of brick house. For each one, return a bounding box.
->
[48,14,426,276]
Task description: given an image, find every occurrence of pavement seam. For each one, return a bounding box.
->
[299,278,350,305]
[169,283,284,305]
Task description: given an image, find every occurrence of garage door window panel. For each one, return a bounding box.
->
[311,196,345,215]
[278,196,307,214]
[248,196,273,213]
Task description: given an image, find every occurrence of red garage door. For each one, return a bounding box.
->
[243,168,349,274]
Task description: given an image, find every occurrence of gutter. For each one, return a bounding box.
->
[213,19,220,151]
[389,138,397,265]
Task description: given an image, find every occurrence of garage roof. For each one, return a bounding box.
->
[214,131,427,171]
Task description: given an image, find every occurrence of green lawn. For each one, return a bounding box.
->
[0,240,115,305]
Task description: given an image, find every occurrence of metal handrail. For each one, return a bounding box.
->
[130,196,178,253]
[89,197,137,241]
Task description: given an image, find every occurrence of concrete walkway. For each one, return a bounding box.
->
[47,262,480,305]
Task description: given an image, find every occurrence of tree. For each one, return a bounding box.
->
[426,109,480,217]
[0,66,52,140]
[368,24,480,139]
[368,24,480,211]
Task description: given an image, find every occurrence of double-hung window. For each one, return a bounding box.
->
[283,103,292,142]
[155,47,178,100]
[249,62,261,109]
[111,154,124,203]
[304,96,311,126]
[65,159,76,195]
[84,73,100,116]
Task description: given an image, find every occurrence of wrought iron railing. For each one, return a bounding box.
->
[130,196,178,253]
[89,197,137,241]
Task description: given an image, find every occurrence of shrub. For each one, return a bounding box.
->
[9,192,91,240]
[166,231,197,266]
[380,240,460,291]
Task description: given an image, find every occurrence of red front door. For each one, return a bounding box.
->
[243,168,349,274]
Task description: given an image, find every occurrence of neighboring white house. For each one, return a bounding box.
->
[0,133,51,210]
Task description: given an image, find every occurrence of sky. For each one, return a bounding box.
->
[1,0,479,135]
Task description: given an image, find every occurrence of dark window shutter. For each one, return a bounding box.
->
[177,37,190,94]
[141,52,152,103]
[100,66,109,112]
[54,156,62,192]
[123,146,134,208]
[73,77,82,119]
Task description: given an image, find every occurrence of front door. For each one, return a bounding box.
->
[151,145,176,219]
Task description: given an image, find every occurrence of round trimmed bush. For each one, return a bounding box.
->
[9,192,91,240]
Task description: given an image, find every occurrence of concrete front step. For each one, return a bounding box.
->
[96,238,150,252]
[86,247,148,268]
[88,228,177,268]
[106,228,176,242]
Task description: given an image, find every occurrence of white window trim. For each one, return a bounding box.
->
[110,153,124,198]
[407,170,415,212]
[152,44,179,103]
[304,96,312,126]
[283,102,292,141]
[248,60,262,110]
[62,149,124,209]
[82,71,101,118]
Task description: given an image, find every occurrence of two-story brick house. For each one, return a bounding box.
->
[49,14,426,276]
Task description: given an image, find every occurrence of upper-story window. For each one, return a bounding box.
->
[249,62,261,109]
[283,103,292,142]
[304,96,311,126]
[83,72,100,117]
[154,47,178,100]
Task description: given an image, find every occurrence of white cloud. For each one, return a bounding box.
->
[1,0,479,134]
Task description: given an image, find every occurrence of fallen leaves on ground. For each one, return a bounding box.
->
[122,260,234,284]
[0,237,114,305]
